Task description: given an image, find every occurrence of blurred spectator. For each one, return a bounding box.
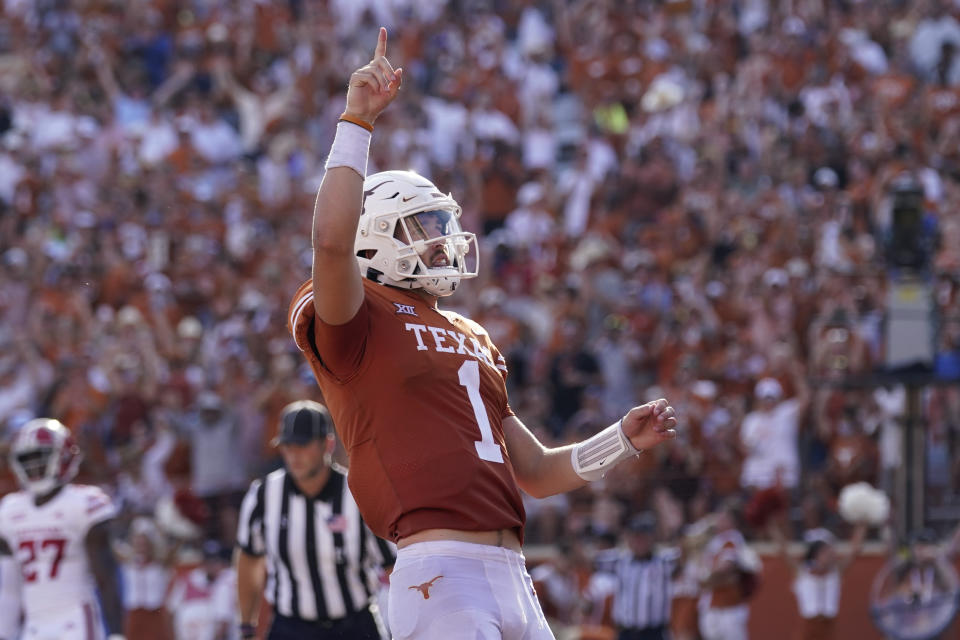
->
[548,316,601,435]
[115,517,176,640]
[182,392,247,544]
[530,539,593,640]
[698,505,760,640]
[740,368,810,493]
[166,540,235,640]
[0,334,53,428]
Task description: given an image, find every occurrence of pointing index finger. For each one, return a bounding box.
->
[375,27,387,59]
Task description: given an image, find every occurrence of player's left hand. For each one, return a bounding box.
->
[621,399,677,451]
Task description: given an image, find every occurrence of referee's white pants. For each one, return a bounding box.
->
[698,605,749,640]
[387,540,555,640]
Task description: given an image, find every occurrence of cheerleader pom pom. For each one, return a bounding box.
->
[838,482,889,525]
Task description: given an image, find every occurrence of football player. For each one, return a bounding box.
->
[288,28,678,640]
[0,418,125,640]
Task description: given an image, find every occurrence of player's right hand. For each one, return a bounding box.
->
[344,27,403,126]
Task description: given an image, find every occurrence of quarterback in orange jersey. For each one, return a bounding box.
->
[0,419,126,640]
[288,28,678,640]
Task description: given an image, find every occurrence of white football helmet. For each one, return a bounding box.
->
[356,170,478,296]
[10,418,82,496]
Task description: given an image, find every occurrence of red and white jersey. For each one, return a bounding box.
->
[289,278,525,543]
[167,568,233,640]
[0,484,117,617]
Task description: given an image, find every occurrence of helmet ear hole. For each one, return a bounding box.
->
[358,249,377,259]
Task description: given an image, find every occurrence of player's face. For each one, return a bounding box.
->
[812,544,835,571]
[396,210,455,267]
[280,440,328,481]
[16,449,51,481]
[627,530,653,556]
[132,533,153,557]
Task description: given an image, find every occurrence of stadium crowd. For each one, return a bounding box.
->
[2,0,960,636]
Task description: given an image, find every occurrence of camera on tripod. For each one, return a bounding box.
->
[885,173,933,272]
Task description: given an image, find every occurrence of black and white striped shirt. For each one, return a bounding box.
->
[236,465,395,621]
[593,550,674,630]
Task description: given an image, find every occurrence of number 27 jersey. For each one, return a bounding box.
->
[0,484,117,616]
[288,278,525,543]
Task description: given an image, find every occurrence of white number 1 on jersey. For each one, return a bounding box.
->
[458,360,505,463]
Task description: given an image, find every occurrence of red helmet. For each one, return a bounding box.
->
[10,418,82,496]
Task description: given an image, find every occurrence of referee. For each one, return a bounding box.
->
[591,513,674,640]
[235,400,395,639]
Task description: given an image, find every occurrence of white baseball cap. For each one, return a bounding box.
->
[755,377,784,399]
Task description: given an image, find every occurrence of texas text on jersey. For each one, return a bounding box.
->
[288,276,525,544]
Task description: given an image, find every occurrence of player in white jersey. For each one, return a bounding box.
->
[0,418,125,640]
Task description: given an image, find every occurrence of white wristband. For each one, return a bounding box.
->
[571,418,642,482]
[325,121,371,177]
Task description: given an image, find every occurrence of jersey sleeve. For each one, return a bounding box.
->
[288,279,370,382]
[165,574,186,610]
[0,496,12,547]
[75,486,118,533]
[235,479,265,557]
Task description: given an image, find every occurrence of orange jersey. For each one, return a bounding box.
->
[288,278,525,543]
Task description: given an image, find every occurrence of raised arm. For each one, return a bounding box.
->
[768,518,801,575]
[836,523,867,573]
[312,27,403,325]
[152,60,196,108]
[88,46,122,100]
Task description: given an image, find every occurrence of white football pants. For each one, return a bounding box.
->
[388,540,555,640]
[21,601,105,640]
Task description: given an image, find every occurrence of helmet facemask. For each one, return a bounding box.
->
[356,171,479,297]
[13,448,58,496]
[10,420,81,497]
[392,208,477,296]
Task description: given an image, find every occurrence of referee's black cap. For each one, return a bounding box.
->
[626,512,657,534]
[273,400,331,446]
